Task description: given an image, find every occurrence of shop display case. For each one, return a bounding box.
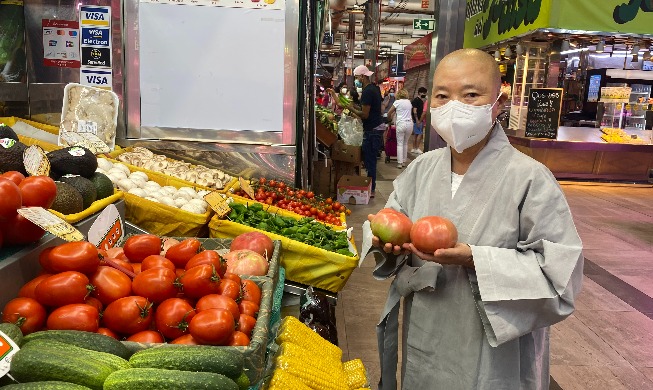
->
[599,102,651,132]
[509,44,548,130]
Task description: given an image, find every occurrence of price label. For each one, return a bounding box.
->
[77,120,98,134]
[0,138,16,149]
[23,145,50,177]
[60,131,84,147]
[0,330,20,378]
[18,207,85,242]
[204,191,231,218]
[88,204,123,250]
[78,133,110,154]
[239,177,255,199]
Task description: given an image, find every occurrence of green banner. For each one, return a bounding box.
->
[551,0,653,35]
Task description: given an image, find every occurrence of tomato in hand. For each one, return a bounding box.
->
[18,176,57,208]
[84,296,104,312]
[239,300,259,317]
[132,268,178,304]
[35,271,93,307]
[228,331,250,346]
[196,294,240,319]
[97,327,120,340]
[1,297,47,335]
[90,266,133,305]
[217,278,242,302]
[0,177,21,221]
[189,308,235,346]
[141,255,176,272]
[48,241,100,275]
[237,313,257,338]
[102,296,154,336]
[47,304,99,332]
[155,298,196,340]
[1,171,25,185]
[185,251,226,277]
[18,273,52,300]
[126,330,164,343]
[166,238,202,268]
[170,334,200,345]
[123,234,162,262]
[241,280,262,306]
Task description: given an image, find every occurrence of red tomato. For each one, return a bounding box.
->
[241,280,262,306]
[196,294,239,319]
[132,263,142,275]
[230,232,274,261]
[306,191,315,199]
[85,296,103,312]
[100,257,134,273]
[166,238,202,268]
[47,304,99,332]
[410,216,458,253]
[170,334,200,345]
[48,241,100,275]
[222,272,241,285]
[106,247,129,261]
[1,213,44,245]
[35,271,92,307]
[90,266,133,305]
[0,177,21,221]
[237,314,257,338]
[185,251,226,276]
[1,297,47,335]
[141,255,176,272]
[132,268,178,304]
[179,264,221,299]
[189,308,235,346]
[1,171,25,185]
[18,274,52,300]
[175,268,185,278]
[102,296,153,335]
[38,247,56,273]
[97,327,120,340]
[370,208,413,246]
[18,176,57,208]
[228,331,250,346]
[217,278,242,302]
[126,330,164,343]
[155,298,196,340]
[123,235,162,262]
[239,300,259,318]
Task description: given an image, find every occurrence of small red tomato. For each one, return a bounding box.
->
[1,297,47,335]
[35,271,92,307]
[97,327,120,340]
[179,264,221,299]
[102,296,154,336]
[48,241,100,275]
[237,313,257,338]
[1,171,25,185]
[155,298,196,340]
[218,278,242,302]
[18,273,52,300]
[239,300,259,317]
[126,330,165,343]
[166,238,202,268]
[123,234,162,263]
[170,334,200,345]
[196,294,240,319]
[132,268,178,304]
[85,296,104,312]
[141,255,176,272]
[185,251,226,277]
[228,331,250,346]
[241,280,262,306]
[189,308,235,346]
[19,176,57,208]
[47,304,99,332]
[0,177,21,221]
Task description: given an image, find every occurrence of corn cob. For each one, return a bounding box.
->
[343,359,369,389]
[279,342,346,379]
[275,354,349,390]
[276,316,342,362]
[268,368,313,390]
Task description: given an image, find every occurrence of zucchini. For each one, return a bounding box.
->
[103,368,239,390]
[0,381,92,389]
[20,340,130,371]
[128,346,243,380]
[0,322,23,346]
[21,330,131,359]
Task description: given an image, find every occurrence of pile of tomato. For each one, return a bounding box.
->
[1,234,264,347]
[233,178,350,226]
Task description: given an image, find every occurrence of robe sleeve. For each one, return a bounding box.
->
[470,166,584,347]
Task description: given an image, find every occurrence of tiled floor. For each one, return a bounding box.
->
[335,152,653,390]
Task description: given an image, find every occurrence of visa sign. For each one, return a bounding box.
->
[80,6,110,26]
[81,68,112,90]
[86,75,109,85]
[84,12,106,21]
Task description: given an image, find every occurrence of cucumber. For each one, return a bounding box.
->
[0,381,92,389]
[128,346,243,380]
[21,330,131,359]
[20,340,130,371]
[103,368,239,390]
[0,322,23,346]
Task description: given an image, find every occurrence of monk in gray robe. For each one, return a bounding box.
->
[361,48,584,390]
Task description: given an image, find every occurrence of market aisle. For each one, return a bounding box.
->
[338,155,653,390]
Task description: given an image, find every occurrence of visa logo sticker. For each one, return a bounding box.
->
[80,67,112,90]
[80,6,111,26]
[84,12,105,21]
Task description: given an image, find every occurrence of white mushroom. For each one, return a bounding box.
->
[97,158,114,171]
[184,171,199,183]
[129,171,149,182]
[160,196,176,207]
[128,188,147,197]
[174,198,188,208]
[117,178,136,192]
[144,196,160,203]
[112,163,131,176]
[173,191,193,201]
[107,169,128,181]
[197,190,211,198]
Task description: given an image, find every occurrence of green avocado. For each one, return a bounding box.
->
[88,172,114,200]
[0,123,19,141]
[51,182,85,215]
[46,146,98,178]
[0,139,27,175]
[59,175,97,209]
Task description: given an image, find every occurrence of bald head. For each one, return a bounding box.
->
[435,48,502,93]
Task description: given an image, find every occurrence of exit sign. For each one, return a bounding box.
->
[413,19,435,30]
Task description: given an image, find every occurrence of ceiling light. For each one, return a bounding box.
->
[596,40,605,53]
[494,50,500,60]
[561,40,570,52]
[515,43,523,56]
[631,44,640,54]
[504,46,512,58]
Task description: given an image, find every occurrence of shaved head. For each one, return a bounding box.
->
[436,49,502,92]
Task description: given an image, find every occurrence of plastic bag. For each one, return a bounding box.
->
[299,286,338,345]
[338,115,363,146]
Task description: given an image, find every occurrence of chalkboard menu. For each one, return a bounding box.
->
[525,88,563,139]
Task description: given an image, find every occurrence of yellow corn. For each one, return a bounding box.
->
[275,354,349,390]
[278,342,345,376]
[268,369,313,390]
[343,359,369,389]
[276,316,342,362]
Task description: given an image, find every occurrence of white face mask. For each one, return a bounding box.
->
[341,88,348,94]
[430,94,501,153]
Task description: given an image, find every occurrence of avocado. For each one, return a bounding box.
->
[89,172,114,200]
[0,139,27,175]
[51,182,85,215]
[0,124,19,141]
[59,175,97,209]
[47,146,98,178]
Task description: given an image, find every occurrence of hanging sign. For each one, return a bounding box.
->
[525,88,563,139]
[42,19,81,68]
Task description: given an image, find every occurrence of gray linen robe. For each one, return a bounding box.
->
[361,125,584,390]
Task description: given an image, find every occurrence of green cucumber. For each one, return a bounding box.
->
[235,372,250,390]
[20,340,130,371]
[103,368,239,390]
[0,381,92,389]
[128,346,243,380]
[0,322,23,346]
[21,330,131,359]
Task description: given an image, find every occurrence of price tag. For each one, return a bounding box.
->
[18,207,85,242]
[239,177,256,199]
[77,120,98,134]
[0,330,20,378]
[88,204,124,250]
[23,145,50,177]
[0,138,16,149]
[78,133,110,154]
[59,131,84,147]
[204,191,231,218]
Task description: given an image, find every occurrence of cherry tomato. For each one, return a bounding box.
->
[310,207,318,215]
[228,331,250,346]
[18,274,52,300]
[132,268,178,304]
[141,255,176,272]
[268,180,276,187]
[166,238,202,268]
[85,296,103,312]
[102,296,154,336]
[258,177,266,185]
[317,211,326,219]
[179,264,221,299]
[170,334,199,345]
[18,176,57,208]
[241,280,262,306]
[239,300,259,317]
[123,234,162,263]
[278,182,286,190]
[218,278,242,302]
[237,313,257,338]
[325,197,333,204]
[1,171,25,185]
[1,297,47,335]
[0,177,21,221]
[196,294,240,319]
[126,330,164,343]
[189,308,235,346]
[155,298,196,340]
[287,190,295,197]
[265,197,273,205]
[90,266,133,305]
[185,251,227,277]
[47,304,99,332]
[97,327,120,340]
[48,241,100,275]
[35,271,92,307]
[306,191,315,199]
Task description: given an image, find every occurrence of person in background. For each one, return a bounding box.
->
[316,87,326,106]
[386,89,412,169]
[382,87,396,116]
[411,87,428,154]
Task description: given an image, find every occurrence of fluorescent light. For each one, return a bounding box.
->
[504,46,512,58]
[515,43,523,56]
[494,50,500,60]
[561,40,570,52]
[560,48,589,55]
[596,40,605,53]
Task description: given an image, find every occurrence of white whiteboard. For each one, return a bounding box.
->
[139,3,285,132]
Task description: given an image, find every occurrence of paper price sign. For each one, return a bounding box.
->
[18,207,85,242]
[77,120,98,134]
[88,204,123,250]
[239,177,256,199]
[204,191,231,218]
[0,330,20,378]
[60,131,84,146]
[23,145,50,177]
[78,133,110,154]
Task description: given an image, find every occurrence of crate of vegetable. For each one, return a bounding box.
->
[209,202,359,293]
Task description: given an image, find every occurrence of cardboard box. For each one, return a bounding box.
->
[333,161,361,196]
[316,121,338,147]
[312,158,333,198]
[337,175,372,205]
[331,140,362,163]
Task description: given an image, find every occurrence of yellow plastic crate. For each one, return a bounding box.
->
[49,190,124,224]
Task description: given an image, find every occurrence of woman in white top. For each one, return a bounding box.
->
[387,89,413,168]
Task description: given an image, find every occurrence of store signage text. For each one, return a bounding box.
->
[613,0,653,24]
[467,0,542,40]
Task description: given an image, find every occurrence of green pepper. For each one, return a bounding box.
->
[249,203,263,212]
[337,249,355,257]
[282,227,298,235]
[257,222,270,231]
[231,203,246,213]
